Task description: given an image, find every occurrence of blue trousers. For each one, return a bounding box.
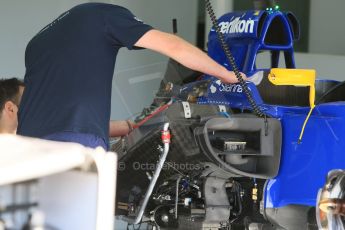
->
[43,132,108,150]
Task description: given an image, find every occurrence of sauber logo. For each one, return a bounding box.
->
[210,80,243,94]
[219,17,254,34]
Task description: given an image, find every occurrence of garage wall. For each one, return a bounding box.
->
[309,0,345,55]
[256,52,345,81]
[106,0,199,119]
[0,0,88,78]
[0,0,199,120]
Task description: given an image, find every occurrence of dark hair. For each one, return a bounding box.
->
[0,78,25,111]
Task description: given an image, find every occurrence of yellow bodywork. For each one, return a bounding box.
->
[268,68,316,108]
[268,68,317,143]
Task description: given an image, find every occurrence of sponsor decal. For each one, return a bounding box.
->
[219,17,254,34]
[210,80,243,94]
[38,11,70,35]
[134,16,144,23]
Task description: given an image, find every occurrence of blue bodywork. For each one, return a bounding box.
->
[191,9,345,209]
[208,10,297,75]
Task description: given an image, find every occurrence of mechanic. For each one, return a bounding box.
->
[0,78,24,134]
[18,3,245,150]
[0,77,129,137]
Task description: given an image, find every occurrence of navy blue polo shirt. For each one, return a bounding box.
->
[18,3,153,146]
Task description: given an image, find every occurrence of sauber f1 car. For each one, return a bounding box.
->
[114,1,345,229]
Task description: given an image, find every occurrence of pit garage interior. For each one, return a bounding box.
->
[0,0,344,230]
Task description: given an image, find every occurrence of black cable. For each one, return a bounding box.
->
[204,0,266,118]
[234,181,243,216]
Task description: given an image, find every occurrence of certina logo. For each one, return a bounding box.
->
[219,17,254,34]
[38,11,70,35]
[134,17,144,23]
[210,80,243,94]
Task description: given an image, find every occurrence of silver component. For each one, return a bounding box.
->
[224,141,246,151]
[225,154,249,165]
[154,195,171,201]
[184,198,192,207]
[260,200,265,215]
[202,223,222,229]
[240,190,245,198]
[204,177,231,223]
[121,123,171,225]
[157,145,163,153]
[317,169,345,230]
[161,214,169,223]
[175,176,182,219]
[182,101,192,118]
[146,172,152,180]
[225,182,233,188]
[218,105,227,113]
[192,184,200,190]
[248,222,266,230]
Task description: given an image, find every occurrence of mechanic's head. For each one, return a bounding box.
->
[0,78,25,134]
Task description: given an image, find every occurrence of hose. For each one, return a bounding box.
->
[205,0,267,118]
[121,123,171,225]
[175,176,182,219]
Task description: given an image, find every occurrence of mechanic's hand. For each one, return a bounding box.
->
[109,120,136,137]
[237,72,247,81]
[221,71,247,84]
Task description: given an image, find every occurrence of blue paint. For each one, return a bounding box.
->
[208,10,297,75]
[202,9,345,209]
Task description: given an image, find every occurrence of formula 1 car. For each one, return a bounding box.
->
[114,1,345,229]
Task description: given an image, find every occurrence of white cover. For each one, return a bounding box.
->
[0,134,117,230]
[0,134,88,185]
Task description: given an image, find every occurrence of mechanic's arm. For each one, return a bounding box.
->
[109,120,134,137]
[134,29,246,84]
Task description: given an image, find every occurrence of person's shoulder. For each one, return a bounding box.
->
[72,2,128,12]
[70,3,133,19]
